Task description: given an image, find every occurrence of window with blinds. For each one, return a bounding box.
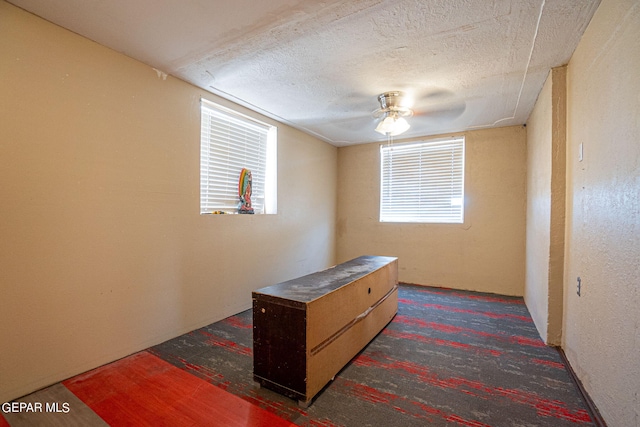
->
[200,99,277,214]
[380,137,465,223]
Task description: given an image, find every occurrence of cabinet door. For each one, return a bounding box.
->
[253,298,307,399]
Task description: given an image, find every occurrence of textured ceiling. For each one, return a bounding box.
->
[9,0,600,146]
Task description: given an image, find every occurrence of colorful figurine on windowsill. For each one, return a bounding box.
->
[238,168,254,214]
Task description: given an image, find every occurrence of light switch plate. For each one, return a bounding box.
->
[579,143,583,162]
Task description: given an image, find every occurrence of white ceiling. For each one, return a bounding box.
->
[9,0,600,146]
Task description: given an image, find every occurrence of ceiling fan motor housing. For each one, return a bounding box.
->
[375,91,413,118]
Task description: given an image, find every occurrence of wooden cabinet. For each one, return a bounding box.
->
[252,255,398,406]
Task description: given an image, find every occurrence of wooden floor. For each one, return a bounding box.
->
[1,351,297,426]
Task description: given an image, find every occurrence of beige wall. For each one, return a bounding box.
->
[337,126,527,296]
[563,0,640,426]
[0,2,337,402]
[525,66,566,346]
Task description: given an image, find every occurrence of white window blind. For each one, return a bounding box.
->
[380,137,465,223]
[200,99,277,214]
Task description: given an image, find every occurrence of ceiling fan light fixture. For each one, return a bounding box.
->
[375,114,395,135]
[374,112,411,136]
[390,116,410,136]
[373,91,413,136]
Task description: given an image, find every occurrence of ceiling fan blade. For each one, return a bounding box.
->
[412,100,466,122]
[326,115,378,132]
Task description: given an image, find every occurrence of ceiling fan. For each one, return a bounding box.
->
[321,87,466,143]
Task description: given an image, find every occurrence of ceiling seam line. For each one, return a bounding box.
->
[469,0,546,130]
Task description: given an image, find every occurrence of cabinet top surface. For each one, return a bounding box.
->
[252,255,397,303]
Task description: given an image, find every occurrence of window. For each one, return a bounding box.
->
[200,99,277,214]
[380,137,465,223]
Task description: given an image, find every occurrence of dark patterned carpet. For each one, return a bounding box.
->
[150,284,595,427]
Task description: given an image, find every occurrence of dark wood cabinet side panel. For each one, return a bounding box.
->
[253,298,307,396]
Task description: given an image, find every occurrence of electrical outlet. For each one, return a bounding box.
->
[577,277,581,296]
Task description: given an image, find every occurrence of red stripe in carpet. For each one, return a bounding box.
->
[398,298,533,322]
[394,315,545,347]
[63,351,297,427]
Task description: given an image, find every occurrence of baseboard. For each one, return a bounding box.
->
[556,348,608,427]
